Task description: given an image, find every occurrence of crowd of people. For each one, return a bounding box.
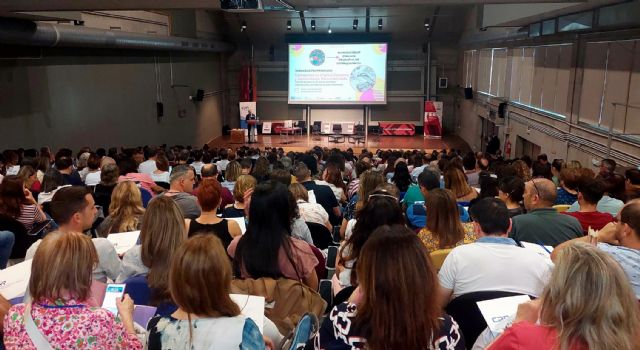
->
[0,144,639,349]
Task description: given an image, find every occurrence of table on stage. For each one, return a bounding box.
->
[230,129,245,144]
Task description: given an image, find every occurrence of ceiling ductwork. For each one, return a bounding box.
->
[0,17,234,52]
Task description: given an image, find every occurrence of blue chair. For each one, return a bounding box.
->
[280,312,319,350]
[140,187,153,208]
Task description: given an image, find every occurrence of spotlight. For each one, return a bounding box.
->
[378,18,383,30]
[241,20,247,32]
[353,19,358,30]
[311,19,316,30]
[424,18,430,28]
[328,24,332,34]
[286,20,291,30]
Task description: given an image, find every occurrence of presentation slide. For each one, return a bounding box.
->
[288,43,387,105]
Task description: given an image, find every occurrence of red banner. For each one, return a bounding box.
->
[379,123,416,136]
[424,101,442,138]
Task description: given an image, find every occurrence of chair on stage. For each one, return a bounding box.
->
[295,120,306,135]
[328,124,345,143]
[311,121,322,140]
[348,124,365,144]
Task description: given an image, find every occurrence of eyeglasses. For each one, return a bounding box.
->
[530,180,541,198]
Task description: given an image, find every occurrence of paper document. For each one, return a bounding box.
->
[227,217,247,235]
[230,294,265,333]
[0,259,32,300]
[107,231,141,255]
[477,295,531,334]
[520,241,553,258]
[134,305,158,327]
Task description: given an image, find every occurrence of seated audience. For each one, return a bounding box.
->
[553,200,640,298]
[55,156,83,186]
[97,181,145,237]
[463,152,480,187]
[190,149,205,176]
[222,174,256,218]
[0,175,47,231]
[346,160,371,199]
[4,231,141,349]
[118,196,186,284]
[294,161,341,226]
[138,145,159,174]
[83,153,102,186]
[17,165,40,194]
[510,179,582,246]
[418,188,476,252]
[625,169,640,202]
[199,164,234,209]
[221,160,241,192]
[390,161,412,193]
[290,183,331,230]
[227,181,319,290]
[216,148,230,173]
[336,188,405,292]
[267,174,315,245]
[563,177,614,234]
[147,235,267,350]
[554,168,579,205]
[512,160,532,182]
[92,163,119,216]
[317,163,347,203]
[341,170,385,237]
[497,176,525,217]
[117,157,160,196]
[162,165,201,219]
[488,242,639,350]
[315,224,464,350]
[439,198,553,307]
[445,166,478,203]
[403,165,441,209]
[150,154,171,184]
[26,186,121,282]
[251,156,270,183]
[186,178,241,247]
[567,173,625,216]
[37,168,66,205]
[550,159,563,187]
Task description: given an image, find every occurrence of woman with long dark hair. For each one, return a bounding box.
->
[315,224,464,350]
[227,181,319,290]
[391,161,412,192]
[418,188,476,252]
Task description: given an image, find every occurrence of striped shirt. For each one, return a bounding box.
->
[16,204,46,231]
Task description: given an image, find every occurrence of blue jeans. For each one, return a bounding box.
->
[0,231,15,269]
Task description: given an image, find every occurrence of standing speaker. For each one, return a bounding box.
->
[464,87,473,99]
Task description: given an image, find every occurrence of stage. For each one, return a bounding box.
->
[208,133,470,153]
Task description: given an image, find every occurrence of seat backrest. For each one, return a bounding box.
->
[230,277,327,336]
[0,214,41,260]
[553,204,571,213]
[318,279,333,313]
[445,291,531,347]
[430,248,453,270]
[326,246,338,269]
[297,120,306,129]
[139,187,153,207]
[124,274,151,306]
[332,124,342,133]
[313,121,321,127]
[305,222,333,250]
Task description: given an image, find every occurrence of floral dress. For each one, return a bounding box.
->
[3,298,142,350]
[418,222,478,253]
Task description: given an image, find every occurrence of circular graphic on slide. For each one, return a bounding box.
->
[349,65,376,92]
[309,49,325,66]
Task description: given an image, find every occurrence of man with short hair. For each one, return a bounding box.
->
[625,169,640,202]
[55,156,83,186]
[191,150,205,176]
[216,148,230,173]
[463,152,479,187]
[563,177,614,234]
[599,158,616,178]
[198,163,233,209]
[439,198,553,307]
[553,200,640,297]
[510,178,583,246]
[402,165,441,209]
[138,145,158,174]
[406,169,469,229]
[25,186,121,282]
[162,165,201,219]
[293,162,341,226]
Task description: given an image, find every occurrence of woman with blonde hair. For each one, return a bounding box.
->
[146,235,268,350]
[97,180,145,237]
[117,196,186,308]
[488,241,640,350]
[3,231,142,349]
[418,188,476,252]
[444,166,478,202]
[222,174,256,218]
[221,161,242,193]
[512,160,532,182]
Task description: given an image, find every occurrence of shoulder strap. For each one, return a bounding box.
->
[23,303,54,350]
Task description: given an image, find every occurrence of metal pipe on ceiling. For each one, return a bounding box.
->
[0,17,234,52]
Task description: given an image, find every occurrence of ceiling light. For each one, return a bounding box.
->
[378,18,383,30]
[353,19,358,30]
[241,20,247,32]
[311,19,316,30]
[287,20,291,30]
[424,18,430,28]
[328,24,332,34]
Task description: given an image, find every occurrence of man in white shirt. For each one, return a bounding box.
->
[438,198,553,308]
[216,148,230,173]
[25,186,121,283]
[138,145,158,174]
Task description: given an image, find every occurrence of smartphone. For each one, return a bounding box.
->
[102,283,126,315]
